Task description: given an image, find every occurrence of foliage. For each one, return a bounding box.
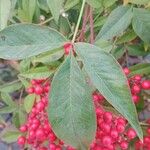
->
[0,0,150,149]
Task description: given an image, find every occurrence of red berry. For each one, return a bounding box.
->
[132,95,140,103]
[110,129,118,139]
[102,136,112,146]
[27,87,34,94]
[141,80,150,90]
[36,128,45,141]
[120,141,128,150]
[34,85,43,95]
[116,124,125,133]
[18,136,26,145]
[19,125,27,132]
[126,128,137,139]
[103,112,113,123]
[63,43,73,55]
[132,85,141,94]
[146,128,150,135]
[123,68,130,75]
[134,75,142,82]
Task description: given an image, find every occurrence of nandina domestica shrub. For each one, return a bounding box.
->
[0,0,150,150]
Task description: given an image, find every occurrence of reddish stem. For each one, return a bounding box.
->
[77,5,90,42]
[89,7,94,44]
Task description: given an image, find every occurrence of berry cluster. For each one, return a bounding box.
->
[123,67,150,104]
[17,66,150,150]
[90,95,137,150]
[17,79,66,150]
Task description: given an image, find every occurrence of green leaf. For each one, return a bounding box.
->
[18,76,30,88]
[38,0,49,12]
[33,49,64,65]
[20,58,31,73]
[19,66,54,79]
[47,0,65,23]
[24,94,35,113]
[12,109,27,128]
[86,0,102,8]
[64,0,79,10]
[132,8,150,44]
[0,81,22,93]
[0,0,11,30]
[129,63,150,76]
[0,106,16,114]
[102,0,117,8]
[1,92,16,106]
[0,24,67,60]
[127,45,149,56]
[0,127,21,143]
[96,6,133,41]
[17,0,36,22]
[49,54,96,149]
[75,42,143,140]
[116,30,137,44]
[95,39,113,53]
[129,0,150,5]
[111,47,125,59]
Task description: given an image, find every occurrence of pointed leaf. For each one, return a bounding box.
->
[96,6,133,41]
[0,81,22,93]
[1,92,16,106]
[0,127,21,143]
[24,94,35,113]
[129,63,150,76]
[0,0,11,30]
[0,106,16,114]
[75,42,143,140]
[47,0,65,23]
[19,66,54,79]
[129,0,150,5]
[0,24,67,60]
[132,8,150,44]
[49,54,96,149]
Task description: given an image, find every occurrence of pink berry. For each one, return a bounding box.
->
[120,141,128,150]
[132,95,140,103]
[126,128,137,139]
[18,136,26,145]
[102,136,112,146]
[116,124,125,133]
[103,112,113,123]
[141,80,150,90]
[63,43,73,55]
[132,85,141,94]
[19,125,27,132]
[123,68,130,75]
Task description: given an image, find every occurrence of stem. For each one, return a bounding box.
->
[72,0,86,43]
[39,17,53,25]
[89,7,94,44]
[78,5,89,42]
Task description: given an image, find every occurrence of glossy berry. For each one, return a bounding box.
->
[141,80,150,90]
[132,95,140,104]
[132,85,141,94]
[19,125,27,132]
[102,136,112,146]
[123,68,130,75]
[120,141,128,150]
[126,128,137,139]
[63,43,73,55]
[34,85,43,95]
[18,136,26,145]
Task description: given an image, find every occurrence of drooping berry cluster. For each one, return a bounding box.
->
[90,96,137,150]
[17,79,66,150]
[17,66,150,150]
[123,67,150,104]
